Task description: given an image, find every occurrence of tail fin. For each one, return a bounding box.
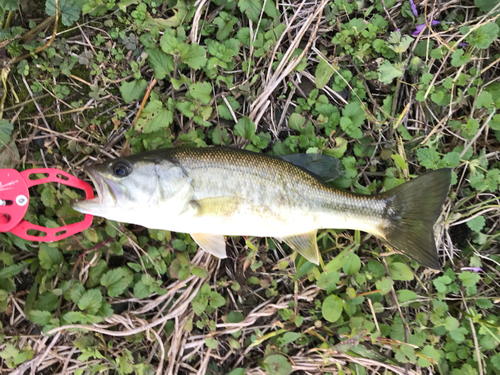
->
[380,169,451,270]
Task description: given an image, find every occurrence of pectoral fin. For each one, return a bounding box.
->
[280,230,320,265]
[191,233,227,259]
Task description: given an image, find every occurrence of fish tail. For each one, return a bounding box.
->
[379,169,451,270]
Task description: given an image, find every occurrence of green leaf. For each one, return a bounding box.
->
[210,292,226,308]
[451,49,471,67]
[340,101,364,139]
[234,116,255,139]
[192,267,208,278]
[135,99,174,133]
[46,0,81,26]
[342,252,360,275]
[135,280,154,298]
[1,0,19,11]
[146,48,174,79]
[388,262,414,281]
[29,310,52,326]
[263,354,292,375]
[34,292,59,312]
[182,44,208,70]
[466,22,500,49]
[315,58,335,89]
[120,79,147,104]
[449,326,468,344]
[100,268,134,297]
[397,290,418,303]
[238,0,262,23]
[78,289,103,315]
[475,0,500,12]
[322,295,343,323]
[376,277,394,295]
[476,91,494,109]
[229,368,246,375]
[466,215,485,232]
[0,120,13,144]
[444,316,459,331]
[288,113,306,130]
[0,262,27,279]
[39,245,63,270]
[205,337,218,349]
[458,271,481,295]
[189,82,212,105]
[213,12,238,40]
[377,60,403,84]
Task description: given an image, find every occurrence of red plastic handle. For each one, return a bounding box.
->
[1,168,94,242]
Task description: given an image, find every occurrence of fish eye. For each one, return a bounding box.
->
[111,161,132,177]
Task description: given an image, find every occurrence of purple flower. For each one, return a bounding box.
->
[458,43,469,47]
[461,267,482,273]
[412,20,449,36]
[409,0,418,17]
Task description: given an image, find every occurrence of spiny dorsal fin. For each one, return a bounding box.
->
[280,153,345,182]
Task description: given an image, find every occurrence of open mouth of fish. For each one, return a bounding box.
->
[71,169,121,214]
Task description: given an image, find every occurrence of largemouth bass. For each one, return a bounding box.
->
[72,147,451,269]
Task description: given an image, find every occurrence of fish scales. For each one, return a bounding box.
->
[72,147,451,269]
[160,148,386,236]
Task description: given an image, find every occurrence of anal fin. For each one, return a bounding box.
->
[280,230,320,265]
[191,233,227,259]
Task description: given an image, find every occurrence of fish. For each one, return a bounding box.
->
[72,147,451,270]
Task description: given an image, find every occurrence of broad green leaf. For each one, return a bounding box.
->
[146,48,174,79]
[135,99,174,133]
[34,292,59,312]
[182,44,208,70]
[342,252,361,275]
[263,354,292,375]
[376,277,394,295]
[100,267,134,297]
[189,82,212,105]
[227,311,245,323]
[120,79,147,104]
[238,0,262,23]
[466,215,485,232]
[444,316,459,331]
[451,49,471,67]
[322,295,343,322]
[0,262,27,279]
[29,310,52,326]
[388,262,414,281]
[205,337,218,349]
[229,368,246,375]
[78,289,103,315]
[475,0,500,12]
[210,292,226,308]
[397,290,418,303]
[1,0,19,11]
[466,22,499,49]
[0,120,13,144]
[377,60,403,84]
[46,0,81,26]
[476,91,494,109]
[213,12,238,41]
[39,245,63,270]
[315,59,335,89]
[234,116,255,139]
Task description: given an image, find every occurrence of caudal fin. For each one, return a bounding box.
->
[380,169,451,270]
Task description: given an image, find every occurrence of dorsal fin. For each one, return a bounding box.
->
[280,153,344,182]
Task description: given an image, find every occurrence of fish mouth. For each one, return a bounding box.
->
[71,168,121,215]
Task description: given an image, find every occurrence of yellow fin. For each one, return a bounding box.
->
[280,230,320,265]
[191,233,227,259]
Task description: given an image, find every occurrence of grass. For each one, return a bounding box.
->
[0,0,499,374]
